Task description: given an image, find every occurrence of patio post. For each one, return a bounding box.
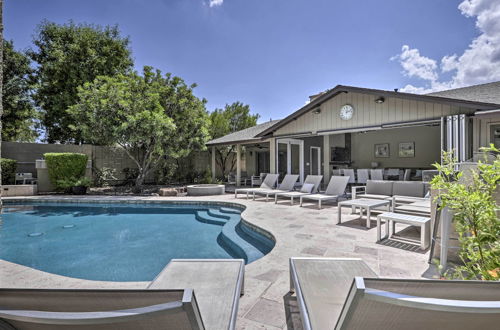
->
[236,144,241,186]
[269,138,276,174]
[323,135,330,185]
[211,146,216,181]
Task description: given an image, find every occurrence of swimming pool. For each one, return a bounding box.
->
[0,201,274,282]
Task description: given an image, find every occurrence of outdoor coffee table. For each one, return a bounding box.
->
[337,199,391,228]
[376,212,431,250]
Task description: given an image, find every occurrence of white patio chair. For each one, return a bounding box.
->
[290,257,500,330]
[274,175,323,205]
[251,173,267,187]
[0,259,245,330]
[342,169,356,184]
[357,169,370,184]
[299,176,350,209]
[234,174,279,199]
[253,174,299,201]
[370,169,384,181]
[403,169,411,181]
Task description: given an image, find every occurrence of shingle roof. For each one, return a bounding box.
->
[206,120,281,146]
[427,81,500,105]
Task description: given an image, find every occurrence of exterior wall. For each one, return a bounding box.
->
[302,136,323,176]
[472,115,500,152]
[2,142,228,185]
[275,91,474,136]
[349,125,441,168]
[2,142,93,175]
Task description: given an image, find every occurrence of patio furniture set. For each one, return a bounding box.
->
[332,168,425,183]
[236,172,432,250]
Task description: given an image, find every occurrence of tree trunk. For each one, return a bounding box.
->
[0,0,4,209]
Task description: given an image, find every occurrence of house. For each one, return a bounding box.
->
[206,82,500,185]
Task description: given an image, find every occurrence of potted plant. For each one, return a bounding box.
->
[71,177,92,195]
[56,177,92,195]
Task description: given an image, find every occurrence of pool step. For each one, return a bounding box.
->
[195,211,227,226]
[219,207,241,215]
[207,209,232,220]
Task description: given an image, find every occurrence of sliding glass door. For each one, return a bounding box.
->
[276,139,304,183]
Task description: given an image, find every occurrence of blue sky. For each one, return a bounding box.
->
[7,0,495,122]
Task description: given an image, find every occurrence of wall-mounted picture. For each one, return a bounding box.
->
[374,143,389,158]
[399,142,415,158]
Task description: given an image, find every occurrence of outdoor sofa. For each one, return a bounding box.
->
[290,257,500,330]
[0,259,244,330]
[352,180,428,205]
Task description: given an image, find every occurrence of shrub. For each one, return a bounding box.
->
[0,158,17,184]
[44,153,88,189]
[431,146,500,280]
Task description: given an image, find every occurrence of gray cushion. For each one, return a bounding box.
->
[365,180,394,196]
[360,193,391,200]
[392,181,425,197]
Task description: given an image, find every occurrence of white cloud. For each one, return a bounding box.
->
[393,0,500,93]
[209,0,223,7]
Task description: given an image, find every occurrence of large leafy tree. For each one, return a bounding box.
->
[69,67,209,187]
[2,40,38,141]
[209,102,259,176]
[29,20,133,143]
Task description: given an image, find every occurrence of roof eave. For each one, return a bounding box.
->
[256,85,500,137]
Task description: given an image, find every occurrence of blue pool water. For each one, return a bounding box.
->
[0,202,274,281]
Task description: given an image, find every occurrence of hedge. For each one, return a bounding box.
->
[1,158,17,184]
[44,153,88,189]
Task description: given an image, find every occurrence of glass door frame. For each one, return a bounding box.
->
[276,138,304,183]
[310,146,321,175]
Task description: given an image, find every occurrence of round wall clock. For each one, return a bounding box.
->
[340,104,354,120]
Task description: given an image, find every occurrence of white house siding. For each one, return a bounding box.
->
[274,91,474,136]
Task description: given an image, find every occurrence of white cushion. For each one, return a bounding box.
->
[300,183,315,193]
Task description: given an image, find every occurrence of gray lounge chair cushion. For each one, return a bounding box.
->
[365,180,394,196]
[300,183,315,193]
[392,181,425,197]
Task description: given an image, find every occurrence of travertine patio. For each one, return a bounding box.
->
[0,194,436,329]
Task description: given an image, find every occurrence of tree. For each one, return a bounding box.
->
[29,20,133,143]
[68,67,209,188]
[1,0,4,208]
[208,102,259,177]
[2,40,38,141]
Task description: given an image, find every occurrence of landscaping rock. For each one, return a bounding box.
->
[159,188,178,197]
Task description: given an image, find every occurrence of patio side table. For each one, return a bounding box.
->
[337,199,391,228]
[376,212,431,250]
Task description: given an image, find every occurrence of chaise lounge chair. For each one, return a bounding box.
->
[289,257,500,330]
[234,174,279,199]
[252,174,299,201]
[299,176,349,209]
[274,175,323,205]
[0,259,245,330]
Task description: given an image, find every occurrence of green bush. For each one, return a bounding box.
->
[0,158,17,184]
[431,146,500,280]
[44,153,88,189]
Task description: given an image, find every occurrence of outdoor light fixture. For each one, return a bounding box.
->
[375,97,385,104]
[312,107,321,114]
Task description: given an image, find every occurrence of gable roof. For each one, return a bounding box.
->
[256,84,500,137]
[206,120,281,146]
[427,81,500,105]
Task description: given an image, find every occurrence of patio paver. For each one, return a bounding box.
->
[1,194,436,329]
